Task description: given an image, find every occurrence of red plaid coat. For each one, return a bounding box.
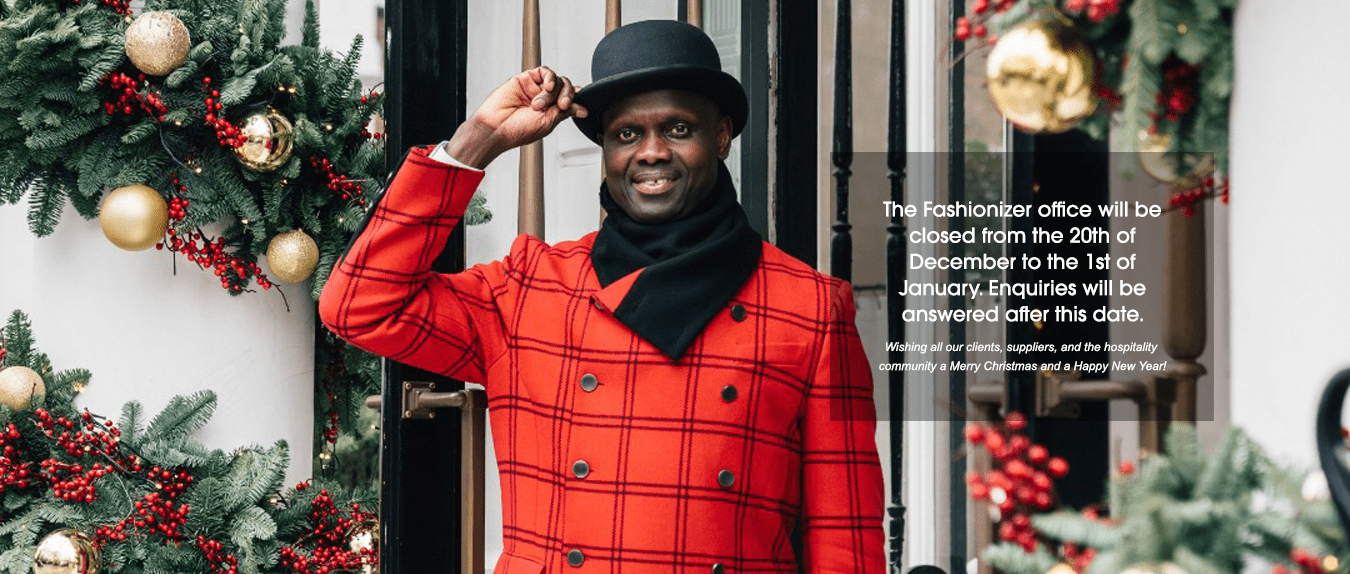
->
[320,146,885,573]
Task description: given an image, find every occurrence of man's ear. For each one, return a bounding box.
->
[717,116,732,160]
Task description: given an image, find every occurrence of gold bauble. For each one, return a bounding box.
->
[1120,562,1187,574]
[986,20,1098,134]
[1138,132,1215,187]
[0,366,44,411]
[1046,564,1077,574]
[124,11,191,76]
[347,519,379,574]
[235,109,295,172]
[32,528,100,574]
[99,184,168,251]
[266,229,319,283]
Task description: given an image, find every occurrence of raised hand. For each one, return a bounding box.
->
[445,66,589,169]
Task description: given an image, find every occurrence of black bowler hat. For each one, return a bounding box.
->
[573,20,748,144]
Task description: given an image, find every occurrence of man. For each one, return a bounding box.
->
[320,20,883,572]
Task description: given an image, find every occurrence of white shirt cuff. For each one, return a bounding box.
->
[428,141,484,172]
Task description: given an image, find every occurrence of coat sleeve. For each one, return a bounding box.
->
[800,279,886,572]
[318,146,509,384]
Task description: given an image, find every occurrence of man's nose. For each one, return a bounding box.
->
[635,133,672,164]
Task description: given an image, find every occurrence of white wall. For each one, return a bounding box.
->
[1228,0,1350,467]
[0,0,315,487]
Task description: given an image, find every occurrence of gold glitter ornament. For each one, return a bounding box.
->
[234,108,295,171]
[124,11,191,76]
[347,520,380,574]
[0,366,44,411]
[99,184,168,251]
[1138,132,1215,187]
[1119,563,1187,574]
[32,528,100,574]
[986,20,1098,134]
[266,229,319,283]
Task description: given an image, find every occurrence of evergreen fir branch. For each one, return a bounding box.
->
[0,505,42,537]
[109,152,170,190]
[3,310,35,367]
[292,116,323,149]
[301,0,319,50]
[0,170,35,205]
[1032,511,1122,548]
[25,177,65,236]
[0,545,35,574]
[278,154,300,179]
[121,119,160,146]
[25,113,100,150]
[76,42,126,92]
[119,400,145,444]
[230,506,278,545]
[1163,424,1203,488]
[144,389,217,444]
[1126,0,1169,67]
[464,190,492,226]
[221,443,288,512]
[1173,545,1234,574]
[48,367,90,399]
[219,67,262,107]
[983,542,1059,574]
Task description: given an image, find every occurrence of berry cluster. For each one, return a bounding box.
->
[69,0,131,14]
[95,466,193,543]
[278,487,377,574]
[1058,509,1105,572]
[33,409,123,460]
[1062,0,1123,23]
[309,156,368,208]
[42,459,112,503]
[197,536,239,574]
[1275,548,1335,574]
[1095,84,1123,109]
[100,73,167,122]
[202,78,244,149]
[357,128,385,141]
[0,423,34,492]
[1147,56,1199,134]
[1167,176,1228,217]
[953,0,1019,42]
[157,175,274,293]
[964,412,1068,552]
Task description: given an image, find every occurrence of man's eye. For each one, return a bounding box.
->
[669,124,690,137]
[617,128,638,142]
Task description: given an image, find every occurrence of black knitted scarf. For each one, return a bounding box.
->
[591,163,762,360]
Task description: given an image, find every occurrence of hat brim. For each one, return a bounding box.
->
[572,65,748,144]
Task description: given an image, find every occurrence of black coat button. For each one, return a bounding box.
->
[721,385,738,402]
[580,373,598,392]
[730,303,747,322]
[573,460,590,479]
[718,469,735,488]
[567,549,585,567]
[712,564,726,574]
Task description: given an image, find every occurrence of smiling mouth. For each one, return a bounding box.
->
[632,173,679,195]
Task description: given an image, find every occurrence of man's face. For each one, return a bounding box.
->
[601,89,732,224]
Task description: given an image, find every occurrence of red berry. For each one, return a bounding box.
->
[964,423,985,443]
[1005,411,1027,431]
[1047,457,1069,477]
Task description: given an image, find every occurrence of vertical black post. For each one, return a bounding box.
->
[1005,131,1036,421]
[830,0,852,282]
[885,0,906,569]
[381,0,468,573]
[740,0,771,237]
[773,0,817,265]
[947,1,967,573]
